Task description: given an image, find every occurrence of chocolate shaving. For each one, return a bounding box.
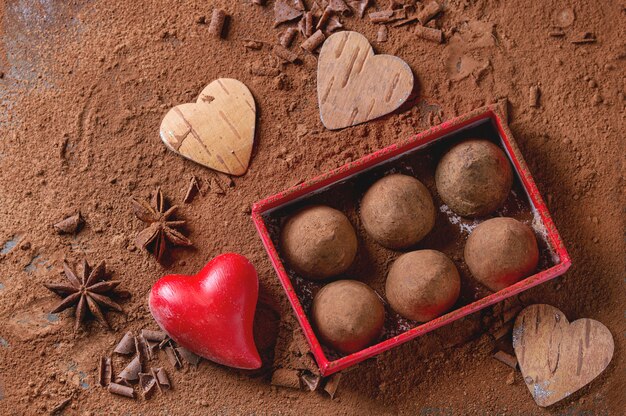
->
[114,331,136,355]
[316,7,333,30]
[244,40,264,50]
[549,29,565,37]
[108,382,134,398]
[273,44,300,63]
[529,85,540,108]
[50,397,72,415]
[323,372,342,399]
[347,0,369,18]
[369,10,393,23]
[328,0,350,15]
[155,367,171,390]
[165,345,182,369]
[302,11,314,37]
[415,25,443,43]
[310,1,324,18]
[176,346,202,366]
[392,16,418,27]
[117,355,142,383]
[135,334,150,362]
[141,329,167,342]
[158,336,172,350]
[183,175,201,203]
[209,9,227,38]
[377,25,388,42]
[301,30,326,52]
[279,27,298,48]
[139,372,157,398]
[571,32,596,44]
[274,0,304,27]
[300,372,321,391]
[53,212,84,234]
[99,356,112,387]
[325,16,343,33]
[417,1,442,25]
[271,368,301,389]
[493,351,518,369]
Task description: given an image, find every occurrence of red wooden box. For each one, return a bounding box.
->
[251,105,571,377]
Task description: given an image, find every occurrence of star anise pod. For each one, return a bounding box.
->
[131,187,193,263]
[44,260,124,331]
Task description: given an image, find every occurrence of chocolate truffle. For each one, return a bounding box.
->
[311,280,385,354]
[280,205,357,280]
[435,139,513,217]
[464,217,539,291]
[360,174,436,249]
[386,250,460,322]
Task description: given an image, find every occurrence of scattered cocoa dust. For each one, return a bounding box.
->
[0,0,624,414]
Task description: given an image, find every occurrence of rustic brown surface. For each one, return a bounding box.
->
[160,78,256,176]
[513,304,614,407]
[0,0,624,414]
[317,31,414,130]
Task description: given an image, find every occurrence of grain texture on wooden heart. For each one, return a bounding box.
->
[317,31,414,130]
[160,78,255,176]
[513,304,614,407]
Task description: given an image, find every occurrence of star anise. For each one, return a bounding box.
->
[131,187,192,263]
[44,260,124,331]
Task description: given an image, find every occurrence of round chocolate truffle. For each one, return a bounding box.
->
[311,280,385,354]
[435,139,513,218]
[360,174,436,249]
[386,250,460,322]
[280,205,357,280]
[464,217,539,291]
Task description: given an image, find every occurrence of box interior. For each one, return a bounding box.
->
[261,118,558,361]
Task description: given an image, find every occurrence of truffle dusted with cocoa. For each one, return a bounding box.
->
[312,280,385,354]
[280,205,357,280]
[464,217,539,291]
[360,174,436,250]
[435,139,513,217]
[386,250,460,322]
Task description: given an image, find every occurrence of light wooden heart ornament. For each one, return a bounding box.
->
[513,304,614,407]
[317,31,414,130]
[160,78,255,176]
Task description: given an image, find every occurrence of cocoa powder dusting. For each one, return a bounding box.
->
[0,1,623,414]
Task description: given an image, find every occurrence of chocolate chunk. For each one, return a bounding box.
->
[279,27,298,48]
[417,1,442,25]
[377,25,388,42]
[98,356,112,387]
[117,355,142,383]
[274,0,303,27]
[301,30,326,52]
[271,368,301,389]
[53,213,84,234]
[323,372,342,399]
[415,25,443,43]
[300,372,321,391]
[208,9,227,38]
[139,372,157,398]
[141,329,167,342]
[114,331,135,355]
[108,382,135,398]
[164,345,182,369]
[176,347,202,366]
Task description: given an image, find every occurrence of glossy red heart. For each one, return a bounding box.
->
[149,253,261,369]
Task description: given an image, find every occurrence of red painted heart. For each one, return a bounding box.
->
[149,253,261,369]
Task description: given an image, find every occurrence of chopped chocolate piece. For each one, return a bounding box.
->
[529,85,540,108]
[135,334,150,362]
[53,213,84,234]
[183,175,201,204]
[50,397,72,415]
[99,356,113,387]
[328,0,350,15]
[141,329,166,342]
[114,332,135,355]
[108,382,135,398]
[325,16,343,33]
[369,10,393,23]
[347,0,369,18]
[273,44,300,63]
[244,40,264,50]
[571,32,596,44]
[415,25,443,43]
[493,351,518,369]
[271,368,301,389]
[392,16,418,27]
[279,27,298,48]
[300,372,321,391]
[154,367,171,390]
[323,372,342,399]
[377,25,388,42]
[301,30,326,52]
[164,345,182,369]
[274,0,304,27]
[417,1,442,25]
[302,12,314,37]
[139,372,157,398]
[176,347,202,366]
[208,9,227,38]
[316,7,333,30]
[118,355,142,382]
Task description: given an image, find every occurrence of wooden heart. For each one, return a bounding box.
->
[160,78,255,176]
[317,31,414,130]
[513,304,614,407]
